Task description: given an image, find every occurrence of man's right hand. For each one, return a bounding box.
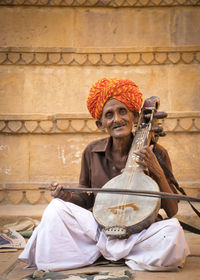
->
[50,181,72,201]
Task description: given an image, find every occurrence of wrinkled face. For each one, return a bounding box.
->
[98,98,137,139]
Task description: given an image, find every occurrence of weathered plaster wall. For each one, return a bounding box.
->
[0,1,200,207]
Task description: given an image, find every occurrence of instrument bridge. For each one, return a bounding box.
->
[105,226,127,238]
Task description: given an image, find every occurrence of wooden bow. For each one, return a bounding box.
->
[39,185,200,203]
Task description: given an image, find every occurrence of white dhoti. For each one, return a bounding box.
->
[19,198,190,271]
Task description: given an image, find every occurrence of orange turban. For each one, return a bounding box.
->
[87,78,143,119]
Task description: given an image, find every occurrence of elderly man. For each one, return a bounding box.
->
[19,78,189,271]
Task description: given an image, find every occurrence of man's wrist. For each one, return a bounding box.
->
[154,169,166,183]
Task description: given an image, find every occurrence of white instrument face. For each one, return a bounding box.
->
[93,170,161,238]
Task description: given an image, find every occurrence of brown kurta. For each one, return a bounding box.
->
[69,135,175,210]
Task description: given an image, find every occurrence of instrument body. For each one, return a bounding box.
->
[93,96,161,238]
[94,170,160,237]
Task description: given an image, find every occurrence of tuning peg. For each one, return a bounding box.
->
[154,112,168,119]
[152,126,163,133]
[143,112,167,121]
[158,131,167,137]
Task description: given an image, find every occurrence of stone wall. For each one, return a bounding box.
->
[0,2,200,208]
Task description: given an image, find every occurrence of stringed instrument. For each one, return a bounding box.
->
[93,96,163,239]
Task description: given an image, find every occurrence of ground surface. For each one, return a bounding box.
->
[0,200,199,280]
[0,231,199,280]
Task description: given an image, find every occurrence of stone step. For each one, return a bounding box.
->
[0,204,46,227]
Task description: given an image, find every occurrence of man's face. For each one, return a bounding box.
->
[98,98,137,139]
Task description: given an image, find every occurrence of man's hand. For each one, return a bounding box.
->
[51,181,72,201]
[134,145,164,181]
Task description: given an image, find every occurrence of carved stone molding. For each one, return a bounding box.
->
[0,48,200,66]
[0,184,52,205]
[0,112,200,134]
[0,0,199,7]
[1,180,199,205]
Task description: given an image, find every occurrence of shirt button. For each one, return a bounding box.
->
[112,166,116,171]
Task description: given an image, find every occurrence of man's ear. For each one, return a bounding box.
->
[96,120,105,131]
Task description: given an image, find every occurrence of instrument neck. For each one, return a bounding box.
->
[124,127,151,173]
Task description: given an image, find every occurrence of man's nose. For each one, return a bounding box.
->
[113,112,122,122]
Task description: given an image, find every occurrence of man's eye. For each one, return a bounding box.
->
[119,108,127,115]
[105,112,113,118]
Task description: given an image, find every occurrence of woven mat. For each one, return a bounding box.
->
[22,270,132,280]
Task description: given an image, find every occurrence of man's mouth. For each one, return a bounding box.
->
[111,123,126,130]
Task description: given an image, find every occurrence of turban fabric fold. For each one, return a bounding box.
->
[87,78,143,119]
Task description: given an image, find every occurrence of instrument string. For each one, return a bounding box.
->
[118,134,138,225]
[118,128,149,226]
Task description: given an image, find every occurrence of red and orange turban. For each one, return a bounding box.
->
[87,78,143,119]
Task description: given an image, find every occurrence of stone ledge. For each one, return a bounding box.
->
[0,180,199,205]
[0,0,199,7]
[0,112,200,134]
[1,46,200,52]
[0,47,199,66]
